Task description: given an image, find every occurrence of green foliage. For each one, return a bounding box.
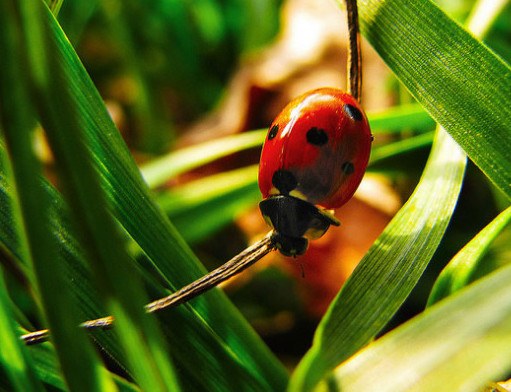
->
[0,0,509,391]
[428,206,511,305]
[359,0,511,200]
[329,263,511,392]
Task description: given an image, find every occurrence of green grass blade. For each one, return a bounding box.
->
[0,146,128,371]
[359,0,511,199]
[26,340,141,391]
[331,265,511,391]
[289,129,466,391]
[20,1,179,390]
[160,165,260,243]
[0,2,117,391]
[1,139,128,382]
[24,344,66,391]
[141,131,266,188]
[0,272,42,391]
[428,206,511,305]
[369,132,434,165]
[368,103,434,132]
[40,4,289,391]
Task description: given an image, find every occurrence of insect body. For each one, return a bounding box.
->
[258,88,372,256]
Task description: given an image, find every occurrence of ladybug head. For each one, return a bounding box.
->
[270,232,308,257]
[259,195,340,257]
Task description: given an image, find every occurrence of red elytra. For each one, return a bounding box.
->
[258,88,372,210]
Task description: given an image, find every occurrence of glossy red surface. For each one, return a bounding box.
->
[258,88,371,209]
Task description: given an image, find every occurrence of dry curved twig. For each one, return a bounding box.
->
[21,233,276,345]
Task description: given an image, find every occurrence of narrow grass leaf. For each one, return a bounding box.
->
[368,103,434,133]
[358,0,511,199]
[0,140,28,273]
[26,339,141,392]
[141,131,266,188]
[0,2,116,391]
[289,129,466,391]
[41,5,289,391]
[331,265,511,392]
[159,165,260,243]
[0,152,128,372]
[0,272,41,391]
[428,206,511,305]
[22,1,179,390]
[369,132,434,164]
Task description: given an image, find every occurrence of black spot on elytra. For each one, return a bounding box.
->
[272,170,297,195]
[268,125,279,140]
[306,127,328,146]
[344,104,363,121]
[342,161,355,175]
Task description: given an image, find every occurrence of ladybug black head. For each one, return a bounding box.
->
[271,232,308,257]
[259,195,340,257]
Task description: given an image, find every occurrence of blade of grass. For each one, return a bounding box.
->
[25,337,141,391]
[19,1,180,390]
[159,165,260,243]
[40,4,289,391]
[0,1,116,390]
[2,142,122,382]
[369,131,434,164]
[0,142,33,287]
[0,156,128,371]
[358,0,511,199]
[0,271,42,391]
[331,264,511,391]
[368,103,434,132]
[427,206,511,305]
[47,0,63,15]
[141,131,266,188]
[289,128,466,391]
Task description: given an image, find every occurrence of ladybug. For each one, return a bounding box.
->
[258,88,372,257]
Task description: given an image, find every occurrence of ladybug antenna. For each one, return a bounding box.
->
[346,0,362,101]
[21,233,276,345]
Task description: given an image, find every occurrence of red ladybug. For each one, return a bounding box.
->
[258,88,372,256]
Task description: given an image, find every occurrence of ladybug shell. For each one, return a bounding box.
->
[258,88,371,209]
